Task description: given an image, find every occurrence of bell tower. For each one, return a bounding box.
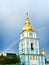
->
[19,14,45,65]
[19,13,39,55]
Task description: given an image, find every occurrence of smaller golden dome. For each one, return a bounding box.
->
[22,15,35,32]
[40,48,46,55]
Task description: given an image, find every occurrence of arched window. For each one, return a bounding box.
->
[21,44,23,51]
[22,34,24,37]
[30,33,32,36]
[31,43,34,50]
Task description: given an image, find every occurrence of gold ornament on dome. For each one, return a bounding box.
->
[22,13,35,32]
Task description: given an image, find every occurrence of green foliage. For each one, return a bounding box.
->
[0,64,20,65]
[0,55,20,64]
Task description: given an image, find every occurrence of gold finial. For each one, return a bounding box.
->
[25,12,30,25]
[26,12,28,18]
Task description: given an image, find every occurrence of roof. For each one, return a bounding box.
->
[19,54,44,56]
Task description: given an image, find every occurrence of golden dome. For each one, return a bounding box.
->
[22,16,35,32]
[40,48,46,55]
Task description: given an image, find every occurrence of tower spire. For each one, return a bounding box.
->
[25,13,30,25]
[26,12,28,18]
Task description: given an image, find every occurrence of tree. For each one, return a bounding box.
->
[0,55,20,64]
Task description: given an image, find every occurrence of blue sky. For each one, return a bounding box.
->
[0,0,49,55]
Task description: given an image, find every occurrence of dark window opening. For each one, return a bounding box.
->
[31,43,34,50]
[23,63,24,65]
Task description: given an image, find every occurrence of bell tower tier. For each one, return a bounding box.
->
[19,14,39,55]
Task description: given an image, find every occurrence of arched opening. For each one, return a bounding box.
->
[31,43,34,50]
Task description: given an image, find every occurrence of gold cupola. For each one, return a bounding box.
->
[40,48,46,55]
[22,13,35,32]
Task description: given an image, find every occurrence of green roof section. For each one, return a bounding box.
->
[45,61,49,64]
[19,54,44,56]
